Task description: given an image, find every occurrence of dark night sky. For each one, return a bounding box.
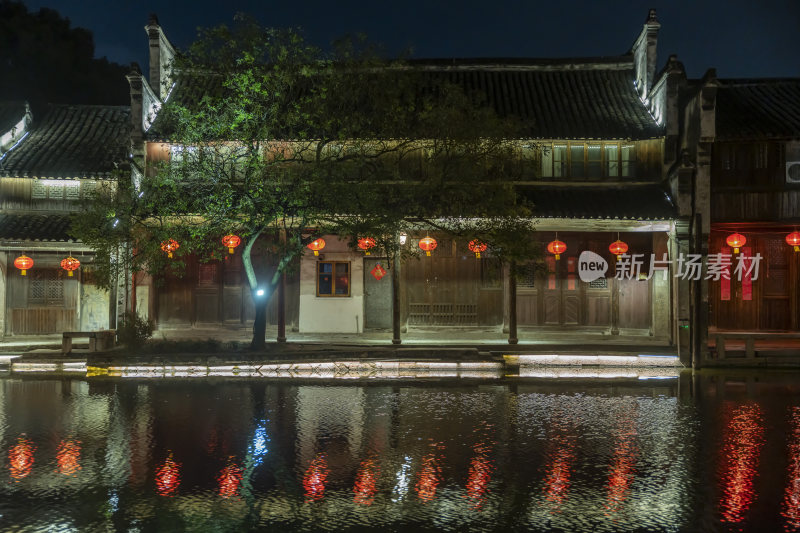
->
[21,0,800,79]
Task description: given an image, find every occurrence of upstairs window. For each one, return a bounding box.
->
[541,142,637,179]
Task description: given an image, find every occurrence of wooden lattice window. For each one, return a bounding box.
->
[28,269,64,306]
[198,263,218,286]
[518,262,536,288]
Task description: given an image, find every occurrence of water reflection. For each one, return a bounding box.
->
[0,375,798,531]
[605,403,638,515]
[56,438,81,476]
[783,407,800,530]
[155,452,180,496]
[718,403,765,524]
[8,435,35,481]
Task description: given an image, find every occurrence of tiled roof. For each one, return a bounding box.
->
[0,101,27,136]
[0,214,75,242]
[149,57,662,141]
[523,184,675,220]
[715,79,800,141]
[0,104,131,179]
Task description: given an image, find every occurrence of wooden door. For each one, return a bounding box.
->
[405,239,478,326]
[761,236,791,330]
[364,258,392,329]
[543,255,579,325]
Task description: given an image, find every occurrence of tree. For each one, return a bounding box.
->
[0,1,129,109]
[74,17,538,349]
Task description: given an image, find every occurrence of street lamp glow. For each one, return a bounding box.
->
[256,289,265,297]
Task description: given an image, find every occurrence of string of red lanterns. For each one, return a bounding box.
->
[468,240,487,259]
[357,237,377,255]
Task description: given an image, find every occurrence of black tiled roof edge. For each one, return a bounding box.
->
[522,184,675,220]
[715,78,800,141]
[148,56,662,142]
[0,104,131,179]
[0,214,76,242]
[0,101,27,137]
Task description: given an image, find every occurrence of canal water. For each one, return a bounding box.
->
[0,373,797,532]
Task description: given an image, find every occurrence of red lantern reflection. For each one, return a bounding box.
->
[718,403,764,524]
[9,436,35,481]
[782,407,800,528]
[543,435,575,511]
[415,453,442,503]
[465,442,494,509]
[56,439,82,476]
[354,457,380,506]
[605,412,638,515]
[155,452,181,496]
[217,459,242,499]
[303,454,329,502]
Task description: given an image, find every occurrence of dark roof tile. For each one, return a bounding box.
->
[715,79,800,141]
[0,214,75,242]
[0,104,131,179]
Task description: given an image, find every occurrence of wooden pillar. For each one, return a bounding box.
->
[610,276,620,335]
[508,260,518,344]
[392,255,401,345]
[277,271,286,343]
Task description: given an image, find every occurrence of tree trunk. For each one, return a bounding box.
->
[251,290,268,350]
[391,254,401,345]
[508,260,518,344]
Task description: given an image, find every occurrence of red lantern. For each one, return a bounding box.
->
[609,240,629,258]
[222,234,241,254]
[419,237,437,257]
[547,240,567,260]
[160,239,179,258]
[468,240,487,259]
[307,238,326,256]
[60,256,80,277]
[726,233,746,254]
[357,237,377,255]
[787,231,800,252]
[14,254,33,276]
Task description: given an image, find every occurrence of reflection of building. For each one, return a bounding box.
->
[0,102,129,335]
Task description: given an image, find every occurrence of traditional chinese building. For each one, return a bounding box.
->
[0,101,130,336]
[123,11,696,356]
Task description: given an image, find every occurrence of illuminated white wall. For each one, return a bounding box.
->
[298,235,364,333]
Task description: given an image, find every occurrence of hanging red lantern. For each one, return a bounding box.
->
[547,240,567,260]
[222,234,241,254]
[468,240,487,258]
[307,238,326,256]
[786,231,800,252]
[419,237,438,257]
[357,237,377,255]
[609,240,629,258]
[160,239,179,258]
[60,256,80,277]
[726,233,746,254]
[14,254,33,276]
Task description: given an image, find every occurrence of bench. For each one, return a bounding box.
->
[62,330,116,354]
[713,332,800,360]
